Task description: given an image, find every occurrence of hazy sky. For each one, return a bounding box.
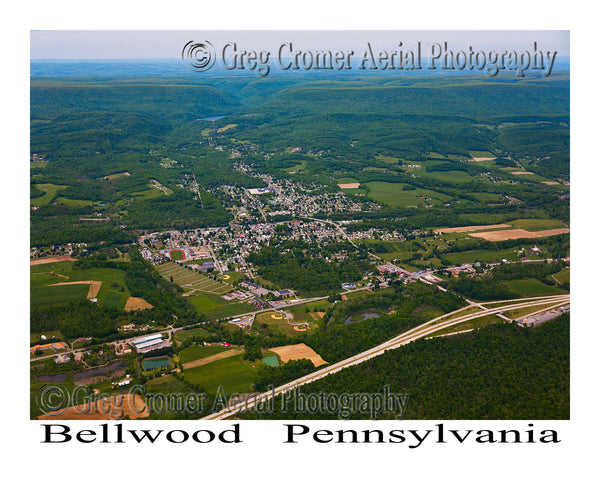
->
[31,30,569,59]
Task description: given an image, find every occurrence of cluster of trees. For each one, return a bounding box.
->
[448,260,567,301]
[241,314,569,420]
[248,245,371,297]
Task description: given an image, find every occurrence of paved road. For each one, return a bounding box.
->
[202,293,570,419]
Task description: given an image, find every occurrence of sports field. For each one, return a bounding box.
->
[155,262,232,295]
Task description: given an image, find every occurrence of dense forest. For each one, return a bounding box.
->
[241,314,570,420]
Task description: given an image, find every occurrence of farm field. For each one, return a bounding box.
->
[269,343,327,367]
[435,224,512,234]
[442,249,521,265]
[551,268,570,284]
[30,262,131,310]
[181,347,243,370]
[508,218,568,231]
[155,262,232,295]
[503,278,568,297]
[469,228,570,241]
[182,354,258,394]
[365,181,452,207]
[30,256,77,266]
[178,344,230,364]
[31,283,90,307]
[124,296,153,311]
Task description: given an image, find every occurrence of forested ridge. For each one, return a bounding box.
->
[241,314,570,420]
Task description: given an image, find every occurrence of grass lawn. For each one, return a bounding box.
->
[252,311,305,336]
[503,278,568,297]
[174,326,213,343]
[442,249,520,265]
[551,268,570,284]
[427,314,504,337]
[183,354,258,395]
[30,330,66,344]
[365,181,452,208]
[424,170,474,183]
[144,375,190,394]
[508,218,567,231]
[187,292,231,312]
[31,283,90,307]
[55,197,96,207]
[68,267,129,305]
[30,263,131,310]
[30,183,68,206]
[179,345,229,364]
[468,150,496,158]
[285,160,308,173]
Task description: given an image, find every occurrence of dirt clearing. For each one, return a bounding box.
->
[469,228,570,241]
[435,224,512,234]
[124,297,153,312]
[37,393,149,420]
[510,171,534,175]
[30,256,77,266]
[270,343,327,367]
[338,182,361,189]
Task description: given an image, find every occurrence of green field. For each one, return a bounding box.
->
[183,354,258,395]
[428,314,504,337]
[442,249,521,265]
[179,345,229,364]
[169,250,185,261]
[31,283,90,307]
[30,183,68,206]
[30,330,66,344]
[424,170,474,183]
[468,150,496,158]
[30,263,131,310]
[365,182,452,207]
[503,278,568,297]
[285,160,308,173]
[174,326,213,343]
[508,218,568,231]
[187,292,231,312]
[55,197,96,207]
[551,268,570,284]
